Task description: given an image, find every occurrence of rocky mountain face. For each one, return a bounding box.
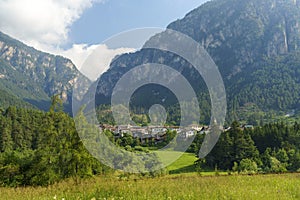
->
[168,0,300,78]
[95,0,300,124]
[0,31,87,111]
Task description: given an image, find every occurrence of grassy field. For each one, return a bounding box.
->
[156,151,227,175]
[1,173,299,200]
[155,151,198,174]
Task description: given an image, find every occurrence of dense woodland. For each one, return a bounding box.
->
[0,104,111,187]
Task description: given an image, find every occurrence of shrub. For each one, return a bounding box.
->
[238,159,258,174]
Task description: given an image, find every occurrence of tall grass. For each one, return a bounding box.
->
[1,173,299,200]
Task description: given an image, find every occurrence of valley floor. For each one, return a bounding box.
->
[1,173,299,200]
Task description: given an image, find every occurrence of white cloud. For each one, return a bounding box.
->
[0,0,100,48]
[54,44,136,81]
[56,44,99,71]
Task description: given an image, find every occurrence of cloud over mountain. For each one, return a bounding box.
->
[0,0,136,77]
[0,0,101,48]
[57,44,135,80]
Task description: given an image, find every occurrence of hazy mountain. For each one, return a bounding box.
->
[95,0,300,124]
[0,31,89,112]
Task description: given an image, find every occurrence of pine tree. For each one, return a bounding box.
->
[0,117,13,152]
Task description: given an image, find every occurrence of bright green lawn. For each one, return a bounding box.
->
[155,151,227,175]
[155,151,198,173]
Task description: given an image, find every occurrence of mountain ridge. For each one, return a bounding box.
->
[0,31,89,112]
[94,0,300,125]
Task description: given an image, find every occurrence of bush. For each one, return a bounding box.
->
[269,157,287,173]
[238,159,258,174]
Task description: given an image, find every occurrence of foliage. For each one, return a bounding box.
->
[0,105,111,186]
[238,159,258,174]
[192,121,300,174]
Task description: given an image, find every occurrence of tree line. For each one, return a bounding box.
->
[191,121,300,173]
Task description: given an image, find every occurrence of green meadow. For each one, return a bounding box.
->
[155,151,198,174]
[1,173,299,200]
[156,151,227,175]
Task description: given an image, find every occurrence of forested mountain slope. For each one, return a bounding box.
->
[95,0,300,124]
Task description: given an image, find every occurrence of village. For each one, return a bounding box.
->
[99,123,255,144]
[99,123,249,144]
[100,124,205,142]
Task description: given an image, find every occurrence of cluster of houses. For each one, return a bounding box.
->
[100,124,210,143]
[99,123,254,144]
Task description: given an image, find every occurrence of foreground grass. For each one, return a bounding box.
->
[1,173,300,200]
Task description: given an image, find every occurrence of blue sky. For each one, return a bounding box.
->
[69,0,206,45]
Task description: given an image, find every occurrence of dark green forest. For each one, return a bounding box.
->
[0,105,111,187]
